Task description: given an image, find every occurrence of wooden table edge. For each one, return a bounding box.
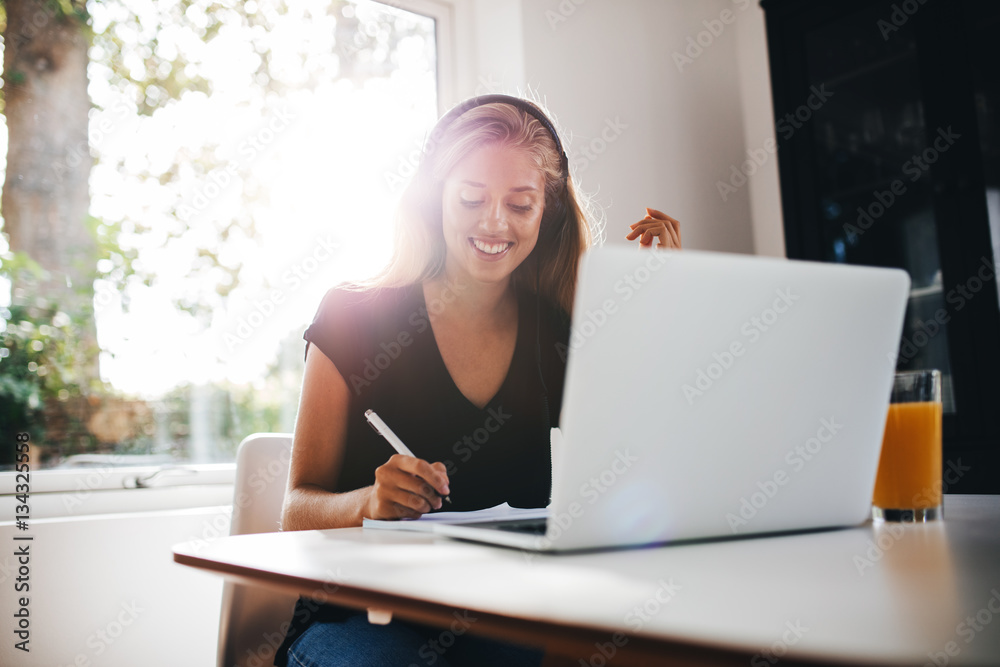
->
[174,549,895,667]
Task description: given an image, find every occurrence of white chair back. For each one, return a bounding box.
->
[217,433,299,667]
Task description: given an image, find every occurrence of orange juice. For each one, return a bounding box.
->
[873,401,943,509]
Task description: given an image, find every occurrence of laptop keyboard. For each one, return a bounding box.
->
[452,517,548,535]
[491,518,548,535]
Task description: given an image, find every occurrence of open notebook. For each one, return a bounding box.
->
[362,503,549,533]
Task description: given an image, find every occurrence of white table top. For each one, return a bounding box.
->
[174,494,1000,665]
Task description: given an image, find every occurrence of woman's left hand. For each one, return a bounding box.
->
[626,207,681,249]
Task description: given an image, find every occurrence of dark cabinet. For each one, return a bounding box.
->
[761,0,1000,493]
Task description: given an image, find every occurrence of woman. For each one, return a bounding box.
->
[274,94,681,667]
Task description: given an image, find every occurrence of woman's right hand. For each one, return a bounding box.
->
[365,454,451,520]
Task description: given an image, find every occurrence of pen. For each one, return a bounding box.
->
[364,409,451,504]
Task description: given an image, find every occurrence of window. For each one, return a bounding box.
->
[1,0,446,491]
[762,0,1000,492]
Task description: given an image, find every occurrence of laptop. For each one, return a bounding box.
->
[432,246,910,552]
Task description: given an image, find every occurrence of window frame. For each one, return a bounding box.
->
[392,0,456,114]
[1,0,453,503]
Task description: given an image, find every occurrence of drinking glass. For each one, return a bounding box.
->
[872,370,943,521]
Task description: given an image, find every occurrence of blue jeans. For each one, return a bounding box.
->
[286,610,545,667]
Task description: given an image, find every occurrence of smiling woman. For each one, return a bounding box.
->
[275,93,681,667]
[368,98,594,312]
[276,93,586,667]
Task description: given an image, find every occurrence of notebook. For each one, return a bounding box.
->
[363,503,548,533]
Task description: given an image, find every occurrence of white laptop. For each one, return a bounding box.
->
[432,246,910,552]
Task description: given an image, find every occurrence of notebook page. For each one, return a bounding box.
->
[362,502,548,532]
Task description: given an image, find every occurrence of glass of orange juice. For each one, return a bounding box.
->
[872,370,943,521]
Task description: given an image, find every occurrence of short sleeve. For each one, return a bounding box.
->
[302,288,369,380]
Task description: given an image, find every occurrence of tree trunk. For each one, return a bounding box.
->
[2,0,97,382]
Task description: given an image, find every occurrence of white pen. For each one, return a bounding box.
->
[364,409,451,504]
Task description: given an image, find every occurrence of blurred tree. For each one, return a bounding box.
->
[2,0,96,378]
[1,0,433,466]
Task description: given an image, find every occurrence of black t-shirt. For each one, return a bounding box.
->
[273,280,570,666]
[302,280,569,511]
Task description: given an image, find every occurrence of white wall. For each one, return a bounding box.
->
[0,507,230,667]
[448,0,785,257]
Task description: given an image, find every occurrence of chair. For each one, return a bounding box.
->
[217,433,299,667]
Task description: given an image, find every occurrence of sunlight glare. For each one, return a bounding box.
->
[87,0,438,396]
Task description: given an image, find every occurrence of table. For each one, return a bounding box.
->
[173,494,1000,666]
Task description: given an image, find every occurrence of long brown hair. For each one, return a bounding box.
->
[361,97,598,313]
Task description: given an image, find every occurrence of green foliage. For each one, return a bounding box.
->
[1,0,424,467]
[0,251,103,458]
[89,0,231,117]
[88,213,150,304]
[154,334,304,463]
[53,0,89,23]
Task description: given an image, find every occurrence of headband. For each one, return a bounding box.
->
[424,94,569,181]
